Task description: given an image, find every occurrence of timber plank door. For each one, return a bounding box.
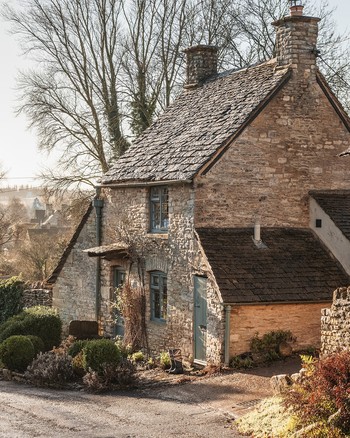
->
[194,276,208,364]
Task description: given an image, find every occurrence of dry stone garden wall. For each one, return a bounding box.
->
[22,287,52,308]
[321,287,350,356]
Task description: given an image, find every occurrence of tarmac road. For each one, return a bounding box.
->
[0,381,242,438]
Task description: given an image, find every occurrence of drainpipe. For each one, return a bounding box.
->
[93,190,104,322]
[224,305,231,366]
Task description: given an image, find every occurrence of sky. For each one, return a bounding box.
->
[0,0,349,188]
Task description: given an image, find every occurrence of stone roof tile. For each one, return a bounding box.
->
[102,61,290,184]
[196,227,349,304]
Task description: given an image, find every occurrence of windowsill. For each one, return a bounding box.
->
[150,318,167,325]
[146,233,168,239]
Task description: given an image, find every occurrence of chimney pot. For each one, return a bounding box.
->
[290,5,304,16]
[183,45,218,89]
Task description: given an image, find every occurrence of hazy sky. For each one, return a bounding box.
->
[0,0,349,187]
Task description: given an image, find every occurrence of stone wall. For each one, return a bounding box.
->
[230,302,329,356]
[51,209,97,333]
[99,184,225,364]
[194,63,350,229]
[321,287,350,356]
[22,288,52,308]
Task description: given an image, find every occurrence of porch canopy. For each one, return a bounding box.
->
[83,243,129,260]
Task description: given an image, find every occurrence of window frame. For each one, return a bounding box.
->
[150,271,167,323]
[149,186,169,233]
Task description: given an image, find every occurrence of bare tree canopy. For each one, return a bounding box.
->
[3,0,129,192]
[3,0,350,192]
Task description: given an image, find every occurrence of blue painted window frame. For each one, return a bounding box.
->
[150,186,169,233]
[150,271,167,322]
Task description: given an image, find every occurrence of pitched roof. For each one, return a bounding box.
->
[196,227,349,304]
[46,203,93,285]
[310,190,350,240]
[102,60,290,184]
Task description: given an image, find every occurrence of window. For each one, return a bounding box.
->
[110,267,126,300]
[150,272,167,322]
[113,267,126,289]
[150,186,169,232]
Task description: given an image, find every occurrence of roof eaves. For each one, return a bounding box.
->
[197,67,292,177]
[46,203,94,285]
[316,71,350,137]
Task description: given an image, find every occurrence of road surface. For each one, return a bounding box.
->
[0,381,242,437]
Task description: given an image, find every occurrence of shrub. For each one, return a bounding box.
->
[114,336,132,358]
[250,330,294,363]
[72,351,85,377]
[131,351,144,363]
[26,335,45,356]
[159,351,171,369]
[68,340,88,358]
[0,306,62,351]
[82,339,121,373]
[0,335,35,372]
[25,351,75,387]
[230,354,254,369]
[83,358,136,392]
[284,351,350,435]
[0,276,24,324]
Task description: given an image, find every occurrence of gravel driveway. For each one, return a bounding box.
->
[0,380,241,438]
[0,357,301,437]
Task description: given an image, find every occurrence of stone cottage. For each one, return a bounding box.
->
[48,3,350,365]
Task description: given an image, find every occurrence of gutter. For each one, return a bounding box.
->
[93,192,104,322]
[224,305,231,366]
[223,300,332,306]
[97,179,193,189]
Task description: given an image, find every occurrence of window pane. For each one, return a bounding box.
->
[152,201,161,229]
[161,280,167,319]
[150,186,168,232]
[151,187,160,201]
[154,291,160,319]
[152,274,159,286]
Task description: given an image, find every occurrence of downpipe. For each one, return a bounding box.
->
[93,191,104,322]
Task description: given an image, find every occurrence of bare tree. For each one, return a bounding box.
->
[0,198,28,248]
[120,0,187,135]
[3,0,129,192]
[3,0,350,193]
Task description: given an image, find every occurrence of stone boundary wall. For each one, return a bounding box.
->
[22,288,53,308]
[321,287,350,356]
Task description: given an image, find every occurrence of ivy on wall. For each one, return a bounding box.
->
[0,276,24,324]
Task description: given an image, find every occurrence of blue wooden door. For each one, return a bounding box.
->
[194,276,207,363]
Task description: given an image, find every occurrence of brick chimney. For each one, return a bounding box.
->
[183,45,218,89]
[272,2,320,82]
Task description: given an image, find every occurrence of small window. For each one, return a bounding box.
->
[150,186,169,232]
[111,267,126,300]
[113,267,126,288]
[150,272,167,322]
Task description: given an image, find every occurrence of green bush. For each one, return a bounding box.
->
[0,276,24,324]
[26,335,45,356]
[83,358,136,392]
[82,339,121,373]
[25,351,75,387]
[0,306,61,351]
[250,330,293,363]
[0,335,35,371]
[284,351,350,435]
[159,351,171,369]
[131,351,144,362]
[68,340,89,358]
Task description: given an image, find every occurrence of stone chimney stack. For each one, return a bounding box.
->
[183,45,218,89]
[272,2,320,81]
